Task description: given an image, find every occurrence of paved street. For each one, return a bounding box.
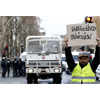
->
[0,69,26,84]
[0,69,100,84]
[0,69,71,84]
[0,16,99,84]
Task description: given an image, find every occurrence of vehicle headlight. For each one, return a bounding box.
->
[54,69,60,73]
[28,69,34,73]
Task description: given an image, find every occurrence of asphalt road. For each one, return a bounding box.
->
[0,70,71,84]
[0,70,100,84]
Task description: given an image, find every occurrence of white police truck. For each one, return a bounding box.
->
[26,36,62,84]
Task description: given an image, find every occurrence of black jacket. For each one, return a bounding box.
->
[18,60,23,67]
[6,60,11,67]
[12,59,19,67]
[65,46,100,73]
[1,60,6,67]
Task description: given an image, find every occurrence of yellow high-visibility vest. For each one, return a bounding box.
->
[71,63,95,84]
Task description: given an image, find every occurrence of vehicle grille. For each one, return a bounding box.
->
[38,63,49,66]
[29,63,36,65]
[51,63,59,65]
[29,60,36,63]
[28,60,59,66]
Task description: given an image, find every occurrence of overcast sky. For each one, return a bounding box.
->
[40,16,85,36]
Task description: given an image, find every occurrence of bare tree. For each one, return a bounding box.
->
[0,16,15,58]
[92,16,100,37]
[0,16,43,59]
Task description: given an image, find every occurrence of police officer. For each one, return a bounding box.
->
[12,57,19,77]
[6,58,11,77]
[22,60,26,76]
[1,57,6,78]
[18,57,23,77]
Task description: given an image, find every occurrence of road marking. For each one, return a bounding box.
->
[12,82,20,84]
[0,82,6,84]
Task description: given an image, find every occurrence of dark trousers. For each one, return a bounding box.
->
[18,67,22,76]
[23,67,26,76]
[13,66,18,77]
[2,67,6,77]
[6,66,10,77]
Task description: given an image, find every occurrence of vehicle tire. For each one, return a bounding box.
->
[62,65,65,72]
[68,70,71,75]
[66,70,69,74]
[66,68,71,75]
[96,76,99,80]
[53,77,56,84]
[53,74,62,84]
[27,75,33,84]
[34,76,38,83]
[69,71,71,75]
[66,71,68,74]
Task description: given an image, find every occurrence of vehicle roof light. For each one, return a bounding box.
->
[28,36,60,40]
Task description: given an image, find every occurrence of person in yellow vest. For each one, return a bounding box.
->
[64,35,100,84]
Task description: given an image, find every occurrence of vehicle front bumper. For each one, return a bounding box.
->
[26,67,62,74]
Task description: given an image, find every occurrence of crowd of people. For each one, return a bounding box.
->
[1,57,26,78]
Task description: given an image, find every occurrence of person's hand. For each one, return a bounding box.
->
[96,35,100,47]
[64,35,69,48]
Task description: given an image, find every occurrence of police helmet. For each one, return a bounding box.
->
[7,58,9,60]
[14,57,16,59]
[2,57,5,60]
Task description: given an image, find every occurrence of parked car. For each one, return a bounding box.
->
[96,64,100,80]
[62,54,66,72]
[62,51,79,75]
[72,50,79,64]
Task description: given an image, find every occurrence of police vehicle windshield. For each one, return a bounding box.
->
[28,40,60,54]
